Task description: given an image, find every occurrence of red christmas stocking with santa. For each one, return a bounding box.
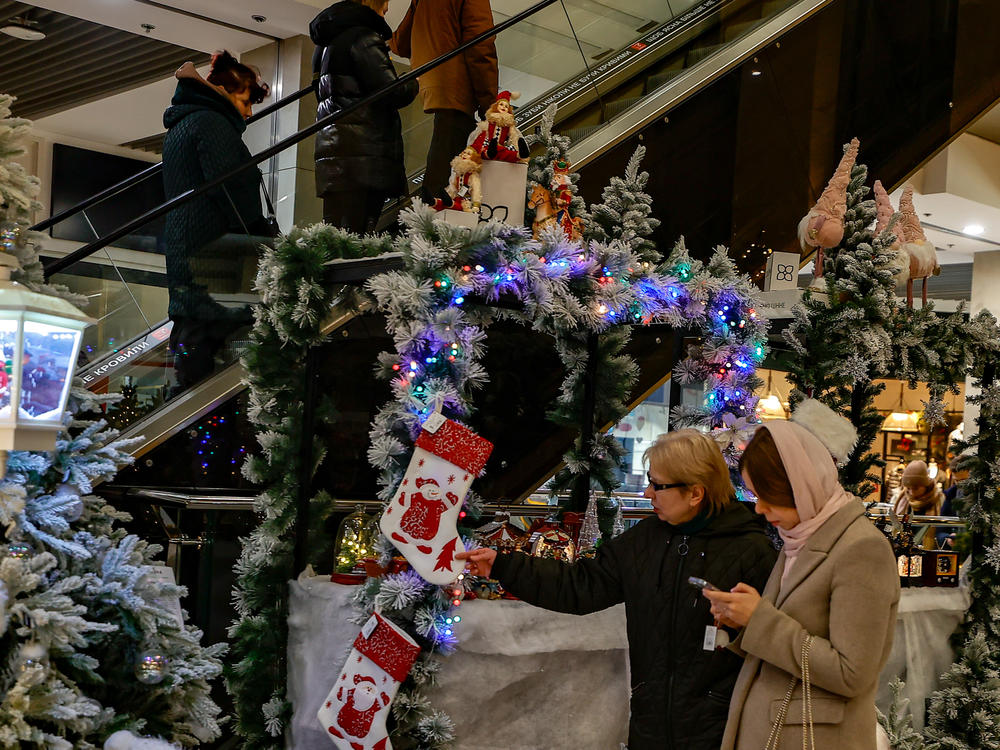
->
[318,612,420,750]
[380,413,493,585]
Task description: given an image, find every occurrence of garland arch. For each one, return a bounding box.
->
[227,124,768,746]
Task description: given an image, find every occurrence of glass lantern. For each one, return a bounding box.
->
[334,505,375,575]
[0,253,93,475]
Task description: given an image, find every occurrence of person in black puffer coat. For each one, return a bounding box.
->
[458,429,777,750]
[311,0,419,233]
[162,52,273,388]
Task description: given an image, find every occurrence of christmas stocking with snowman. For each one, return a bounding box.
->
[318,612,421,750]
[380,413,493,585]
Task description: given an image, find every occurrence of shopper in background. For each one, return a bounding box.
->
[162,52,274,388]
[705,417,899,750]
[893,459,944,517]
[457,429,776,750]
[311,0,419,233]
[390,0,498,204]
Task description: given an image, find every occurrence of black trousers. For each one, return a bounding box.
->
[422,109,476,203]
[323,189,389,234]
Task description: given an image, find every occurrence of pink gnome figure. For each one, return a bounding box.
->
[873,179,910,289]
[798,137,859,283]
[896,186,940,307]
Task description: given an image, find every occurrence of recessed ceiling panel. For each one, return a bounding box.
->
[0,2,209,120]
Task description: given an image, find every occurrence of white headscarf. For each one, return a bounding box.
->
[762,421,854,584]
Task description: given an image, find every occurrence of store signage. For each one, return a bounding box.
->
[79,321,172,384]
[764,252,801,292]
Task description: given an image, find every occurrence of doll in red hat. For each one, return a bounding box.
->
[471,90,529,163]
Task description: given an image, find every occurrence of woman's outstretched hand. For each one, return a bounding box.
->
[455,547,497,578]
[703,583,762,628]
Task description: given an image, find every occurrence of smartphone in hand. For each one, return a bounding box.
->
[688,576,720,592]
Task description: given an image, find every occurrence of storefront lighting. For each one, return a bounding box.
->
[882,383,919,432]
[757,370,787,420]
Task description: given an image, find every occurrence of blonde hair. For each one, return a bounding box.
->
[350,0,388,12]
[643,429,734,516]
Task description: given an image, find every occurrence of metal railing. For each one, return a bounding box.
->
[30,85,314,234]
[42,0,560,279]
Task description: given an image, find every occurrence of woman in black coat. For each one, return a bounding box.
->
[311,0,419,233]
[458,430,777,750]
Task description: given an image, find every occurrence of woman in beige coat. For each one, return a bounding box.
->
[705,418,899,750]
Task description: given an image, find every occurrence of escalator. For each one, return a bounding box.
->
[34,0,1000,487]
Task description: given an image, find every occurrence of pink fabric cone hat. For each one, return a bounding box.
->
[798,137,860,250]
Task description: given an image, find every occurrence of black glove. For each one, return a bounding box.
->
[517,137,529,159]
[487,138,498,160]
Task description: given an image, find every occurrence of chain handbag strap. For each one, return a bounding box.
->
[763,634,815,750]
[801,635,815,750]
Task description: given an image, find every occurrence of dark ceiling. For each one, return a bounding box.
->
[0,2,209,121]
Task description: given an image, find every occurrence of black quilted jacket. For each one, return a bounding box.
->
[310,1,418,195]
[162,80,269,319]
[492,502,777,750]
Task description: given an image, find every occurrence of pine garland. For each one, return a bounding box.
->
[922,318,1000,750]
[227,224,392,748]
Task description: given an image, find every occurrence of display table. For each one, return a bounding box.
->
[287,576,967,748]
[877,586,970,730]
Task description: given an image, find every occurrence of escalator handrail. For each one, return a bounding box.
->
[42,0,559,279]
[29,84,315,234]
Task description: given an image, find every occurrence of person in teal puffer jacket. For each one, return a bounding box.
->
[161,52,274,388]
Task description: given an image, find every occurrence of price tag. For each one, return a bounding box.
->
[361,615,378,640]
[423,412,446,434]
[146,565,184,627]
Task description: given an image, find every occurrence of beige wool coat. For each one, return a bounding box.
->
[721,501,900,750]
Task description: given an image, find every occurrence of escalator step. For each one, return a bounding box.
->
[603,96,644,120]
[723,20,757,42]
[685,42,726,67]
[646,68,681,93]
[761,0,791,14]
[559,124,604,144]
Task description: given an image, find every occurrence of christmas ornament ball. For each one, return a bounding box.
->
[135,650,170,684]
[18,642,48,675]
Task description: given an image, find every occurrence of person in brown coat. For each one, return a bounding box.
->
[390,0,498,204]
[705,416,899,750]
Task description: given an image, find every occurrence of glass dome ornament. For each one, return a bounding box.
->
[0,252,94,477]
[135,649,170,685]
[333,505,375,581]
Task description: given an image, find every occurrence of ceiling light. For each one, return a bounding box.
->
[750,69,762,77]
[0,17,45,41]
[963,224,985,236]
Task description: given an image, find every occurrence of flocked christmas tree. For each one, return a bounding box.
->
[0,93,224,749]
[586,144,660,264]
[783,141,901,495]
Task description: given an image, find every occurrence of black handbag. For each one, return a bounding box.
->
[259,175,281,237]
